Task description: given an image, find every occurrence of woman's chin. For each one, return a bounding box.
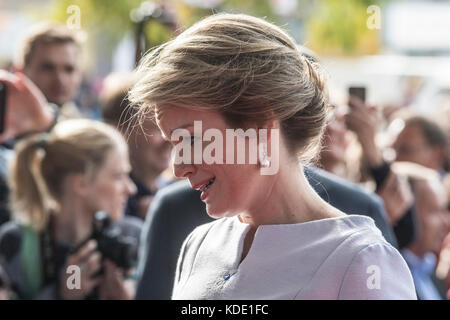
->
[205,206,237,220]
[205,209,224,220]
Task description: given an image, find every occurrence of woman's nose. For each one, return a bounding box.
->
[173,162,196,178]
[126,177,137,196]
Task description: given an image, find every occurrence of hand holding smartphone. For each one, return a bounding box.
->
[348,86,366,108]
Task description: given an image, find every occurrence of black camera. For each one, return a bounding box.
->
[90,211,138,270]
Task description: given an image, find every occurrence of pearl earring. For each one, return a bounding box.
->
[260,143,270,168]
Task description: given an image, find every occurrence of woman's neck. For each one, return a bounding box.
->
[239,163,344,229]
[53,198,93,246]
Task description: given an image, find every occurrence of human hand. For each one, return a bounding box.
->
[98,259,134,300]
[0,288,8,300]
[0,70,54,143]
[344,96,382,167]
[436,232,450,297]
[377,172,414,225]
[60,240,103,300]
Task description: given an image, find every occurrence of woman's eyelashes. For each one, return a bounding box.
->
[172,135,201,147]
[190,135,202,146]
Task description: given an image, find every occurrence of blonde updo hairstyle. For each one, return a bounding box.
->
[10,119,127,231]
[129,13,330,163]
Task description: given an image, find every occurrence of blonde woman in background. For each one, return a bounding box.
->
[0,119,138,299]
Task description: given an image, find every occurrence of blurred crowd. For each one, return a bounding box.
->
[0,20,448,300]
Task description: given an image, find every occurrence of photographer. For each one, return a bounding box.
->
[0,119,138,299]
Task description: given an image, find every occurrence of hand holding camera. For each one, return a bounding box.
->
[59,240,103,300]
[59,212,138,299]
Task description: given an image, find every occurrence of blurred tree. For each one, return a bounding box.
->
[28,0,387,73]
[175,0,278,29]
[306,0,386,56]
[35,0,175,74]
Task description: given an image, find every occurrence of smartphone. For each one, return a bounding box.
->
[0,82,6,134]
[348,86,366,105]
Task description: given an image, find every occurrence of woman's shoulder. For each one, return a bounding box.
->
[335,238,416,299]
[330,215,401,257]
[322,216,416,299]
[292,215,416,299]
[335,214,391,246]
[179,217,239,255]
[185,218,228,241]
[318,215,400,262]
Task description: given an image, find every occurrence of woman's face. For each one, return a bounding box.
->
[83,146,136,222]
[155,105,268,219]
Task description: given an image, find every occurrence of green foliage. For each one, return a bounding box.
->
[47,0,142,40]
[41,0,173,71]
[174,0,278,28]
[32,0,390,71]
[221,0,277,22]
[306,0,386,55]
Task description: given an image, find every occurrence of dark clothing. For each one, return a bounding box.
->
[0,216,142,299]
[125,174,156,219]
[368,161,419,249]
[0,177,9,226]
[394,207,420,249]
[0,147,12,226]
[135,181,210,300]
[135,166,396,300]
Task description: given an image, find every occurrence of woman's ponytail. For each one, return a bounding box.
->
[10,134,54,231]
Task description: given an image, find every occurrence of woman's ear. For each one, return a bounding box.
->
[259,119,280,143]
[67,173,90,198]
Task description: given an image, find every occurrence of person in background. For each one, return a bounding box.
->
[436,174,450,298]
[392,115,449,176]
[319,104,350,177]
[101,73,172,220]
[14,22,84,118]
[0,70,59,226]
[436,232,450,299]
[0,119,138,299]
[346,98,421,249]
[391,162,449,299]
[0,22,85,224]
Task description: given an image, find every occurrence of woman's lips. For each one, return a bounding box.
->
[200,179,215,201]
[192,177,215,191]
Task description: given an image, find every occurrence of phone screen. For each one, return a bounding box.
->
[348,86,366,104]
[0,82,6,134]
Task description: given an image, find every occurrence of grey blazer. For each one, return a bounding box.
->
[135,166,397,300]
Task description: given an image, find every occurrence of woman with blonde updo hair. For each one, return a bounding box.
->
[129,13,416,299]
[0,119,138,299]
